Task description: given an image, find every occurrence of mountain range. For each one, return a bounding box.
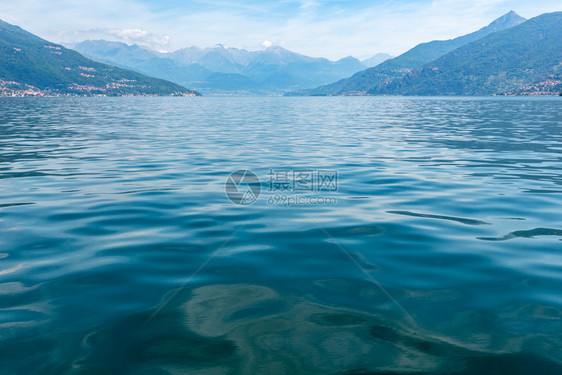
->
[72,42,388,95]
[2,10,560,98]
[287,11,531,96]
[0,19,199,96]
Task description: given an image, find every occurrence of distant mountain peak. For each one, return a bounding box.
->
[489,10,527,26]
[338,56,360,63]
[265,45,288,52]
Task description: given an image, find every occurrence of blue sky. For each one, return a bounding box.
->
[1,0,560,59]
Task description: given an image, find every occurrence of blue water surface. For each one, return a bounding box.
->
[0,96,561,374]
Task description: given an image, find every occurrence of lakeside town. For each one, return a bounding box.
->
[0,78,197,97]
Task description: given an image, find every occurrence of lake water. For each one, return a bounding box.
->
[0,96,561,374]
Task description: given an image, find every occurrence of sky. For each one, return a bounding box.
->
[1,0,560,60]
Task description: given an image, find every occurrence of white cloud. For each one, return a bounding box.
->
[53,28,171,50]
[106,29,170,50]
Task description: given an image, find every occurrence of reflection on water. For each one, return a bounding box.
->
[0,97,561,373]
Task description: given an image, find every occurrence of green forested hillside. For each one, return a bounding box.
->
[373,12,562,95]
[0,19,199,96]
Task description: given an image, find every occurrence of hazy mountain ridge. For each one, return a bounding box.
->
[73,41,373,95]
[287,11,527,96]
[0,19,199,96]
[362,53,394,67]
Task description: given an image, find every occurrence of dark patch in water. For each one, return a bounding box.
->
[478,227,562,241]
[309,313,368,326]
[69,312,240,373]
[368,325,402,342]
[388,210,489,225]
[135,335,237,364]
[329,224,384,237]
[0,202,35,208]
[364,324,562,375]
[342,352,562,374]
[369,324,455,357]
